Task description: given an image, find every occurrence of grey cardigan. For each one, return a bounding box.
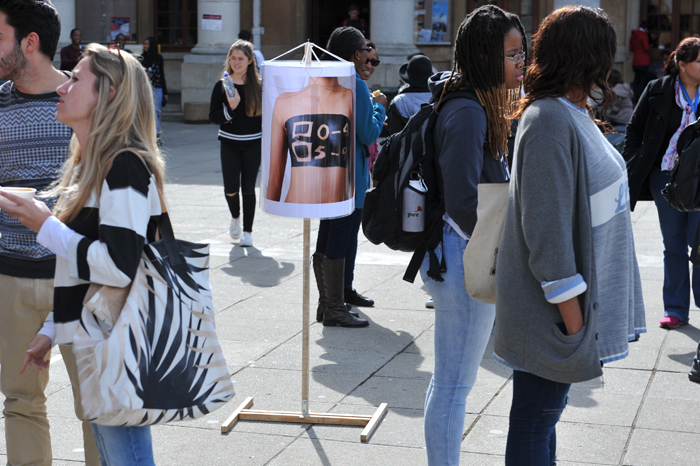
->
[493,98,603,384]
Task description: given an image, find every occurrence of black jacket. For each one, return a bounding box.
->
[623,75,682,210]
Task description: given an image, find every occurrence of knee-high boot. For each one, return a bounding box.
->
[314,252,357,322]
[322,257,369,328]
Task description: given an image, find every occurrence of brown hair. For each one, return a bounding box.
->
[223,40,262,117]
[664,37,700,76]
[512,5,617,120]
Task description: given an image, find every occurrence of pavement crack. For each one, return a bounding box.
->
[617,330,671,466]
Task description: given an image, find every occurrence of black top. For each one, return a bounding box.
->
[209,80,262,145]
[139,53,168,93]
[285,114,350,168]
[624,75,684,209]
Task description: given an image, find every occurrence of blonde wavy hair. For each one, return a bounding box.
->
[49,43,166,222]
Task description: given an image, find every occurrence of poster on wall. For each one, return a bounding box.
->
[260,60,356,219]
[202,14,223,31]
[110,17,130,41]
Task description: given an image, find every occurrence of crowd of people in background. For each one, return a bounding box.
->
[3,0,700,465]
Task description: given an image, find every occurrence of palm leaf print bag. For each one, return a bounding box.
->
[72,211,235,426]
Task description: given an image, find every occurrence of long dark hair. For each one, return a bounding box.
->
[325,26,366,62]
[141,36,159,68]
[513,5,617,119]
[223,40,262,117]
[664,37,700,76]
[440,5,526,158]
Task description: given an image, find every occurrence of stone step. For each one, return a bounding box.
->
[161,111,184,122]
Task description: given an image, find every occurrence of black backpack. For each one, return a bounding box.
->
[362,89,481,283]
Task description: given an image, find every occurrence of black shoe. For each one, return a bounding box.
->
[690,371,700,384]
[344,288,374,307]
[322,258,369,328]
[689,341,700,384]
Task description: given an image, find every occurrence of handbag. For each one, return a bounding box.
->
[72,209,235,426]
[462,183,509,304]
[662,118,700,212]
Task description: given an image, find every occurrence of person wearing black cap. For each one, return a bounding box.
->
[387,55,434,133]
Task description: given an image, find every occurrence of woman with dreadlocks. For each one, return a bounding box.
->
[420,5,525,464]
[494,6,645,464]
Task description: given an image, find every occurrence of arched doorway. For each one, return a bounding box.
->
[308,0,371,48]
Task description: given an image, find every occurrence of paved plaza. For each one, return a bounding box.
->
[1,121,698,465]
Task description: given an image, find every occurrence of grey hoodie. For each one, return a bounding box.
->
[428,72,510,236]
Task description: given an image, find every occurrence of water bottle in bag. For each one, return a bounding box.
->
[402,172,428,232]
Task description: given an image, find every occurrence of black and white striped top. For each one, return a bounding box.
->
[208,80,262,145]
[38,152,162,345]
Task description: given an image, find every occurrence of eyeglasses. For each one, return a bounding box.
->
[504,51,526,66]
[358,47,373,52]
[365,58,380,66]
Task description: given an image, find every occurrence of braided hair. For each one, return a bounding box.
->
[441,5,526,158]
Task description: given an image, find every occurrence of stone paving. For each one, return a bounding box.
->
[1,121,698,465]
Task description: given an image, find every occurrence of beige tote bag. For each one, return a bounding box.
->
[462,183,509,304]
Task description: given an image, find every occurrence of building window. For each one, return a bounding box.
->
[415,0,451,44]
[646,0,673,48]
[679,0,700,41]
[156,0,197,49]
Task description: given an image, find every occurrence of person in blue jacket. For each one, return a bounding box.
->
[313,26,386,327]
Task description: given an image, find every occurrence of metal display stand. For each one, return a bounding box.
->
[221,43,387,442]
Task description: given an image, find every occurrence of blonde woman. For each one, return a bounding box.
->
[209,40,262,247]
[0,44,164,464]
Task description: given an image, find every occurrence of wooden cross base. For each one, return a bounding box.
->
[221,397,388,442]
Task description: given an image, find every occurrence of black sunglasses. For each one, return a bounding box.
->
[365,58,380,66]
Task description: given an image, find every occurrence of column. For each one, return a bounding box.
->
[369,0,420,88]
[53,0,76,60]
[181,0,240,121]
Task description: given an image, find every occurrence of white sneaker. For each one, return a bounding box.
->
[229,217,241,240]
[240,231,253,247]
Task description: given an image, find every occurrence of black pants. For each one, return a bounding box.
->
[315,208,363,289]
[632,66,650,104]
[220,141,261,232]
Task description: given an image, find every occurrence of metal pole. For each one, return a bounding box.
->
[301,218,311,417]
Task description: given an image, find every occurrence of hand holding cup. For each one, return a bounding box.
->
[0,188,53,233]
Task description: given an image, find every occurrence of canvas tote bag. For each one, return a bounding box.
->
[73,210,234,426]
[462,183,509,304]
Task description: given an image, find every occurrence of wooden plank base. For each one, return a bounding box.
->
[221,398,388,442]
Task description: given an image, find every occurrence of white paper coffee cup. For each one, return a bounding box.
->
[0,187,37,206]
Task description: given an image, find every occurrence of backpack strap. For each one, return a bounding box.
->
[402,88,482,283]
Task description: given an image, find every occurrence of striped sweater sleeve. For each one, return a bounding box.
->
[67,153,158,287]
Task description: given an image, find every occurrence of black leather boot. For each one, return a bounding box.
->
[344,288,375,307]
[314,253,357,322]
[313,252,327,323]
[690,341,700,384]
[322,257,369,328]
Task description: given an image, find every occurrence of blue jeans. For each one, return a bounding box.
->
[649,167,700,321]
[506,370,571,466]
[420,223,496,466]
[91,424,155,466]
[152,87,163,134]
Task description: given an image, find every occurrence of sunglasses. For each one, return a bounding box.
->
[365,58,380,66]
